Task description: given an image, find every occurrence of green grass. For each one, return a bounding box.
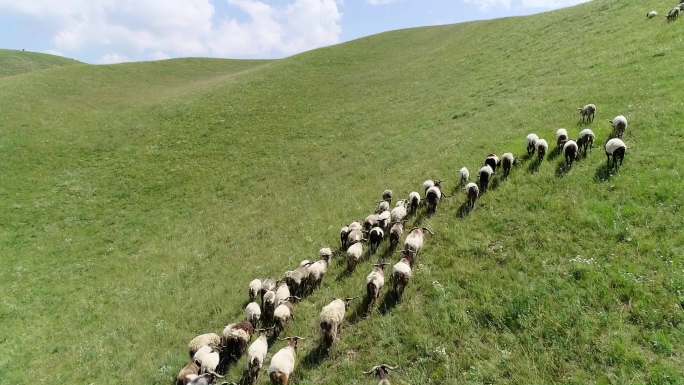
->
[0,49,80,77]
[1,1,683,384]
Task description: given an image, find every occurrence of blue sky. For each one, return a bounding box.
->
[0,0,588,64]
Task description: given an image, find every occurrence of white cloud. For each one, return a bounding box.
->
[98,53,131,64]
[0,0,343,63]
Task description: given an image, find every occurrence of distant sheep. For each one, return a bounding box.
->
[408,192,421,214]
[526,133,539,155]
[667,7,679,21]
[245,302,261,328]
[268,337,304,385]
[605,138,626,170]
[501,153,515,178]
[556,128,569,150]
[536,139,549,160]
[577,128,595,155]
[369,226,385,254]
[578,104,596,123]
[465,182,479,209]
[382,189,393,203]
[647,10,658,18]
[392,257,413,298]
[459,167,470,186]
[609,115,628,138]
[319,298,356,346]
[563,140,579,167]
[366,263,388,314]
[484,154,500,174]
[188,333,222,359]
[478,165,494,193]
[364,364,398,385]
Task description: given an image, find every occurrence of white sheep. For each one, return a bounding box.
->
[478,165,494,193]
[369,227,384,254]
[245,302,261,327]
[274,282,291,305]
[578,103,597,123]
[268,337,304,385]
[556,128,569,150]
[366,263,388,314]
[347,228,364,247]
[320,298,356,346]
[284,264,310,297]
[390,200,407,223]
[364,213,380,231]
[346,241,364,271]
[389,222,403,249]
[378,210,391,230]
[425,181,442,214]
[188,333,222,359]
[177,361,200,385]
[193,345,220,375]
[422,179,435,192]
[246,334,269,384]
[484,154,500,174]
[609,115,628,138]
[403,227,433,263]
[319,247,332,261]
[408,191,421,214]
[392,257,412,298]
[536,138,549,160]
[605,138,626,170]
[501,153,515,178]
[577,128,595,155]
[348,221,362,231]
[563,140,579,167]
[364,364,398,385]
[222,322,255,362]
[262,290,276,324]
[647,10,658,18]
[186,373,226,385]
[273,300,295,335]
[248,279,262,302]
[465,182,479,209]
[526,133,539,155]
[376,200,390,214]
[260,279,276,296]
[459,167,470,186]
[307,259,328,290]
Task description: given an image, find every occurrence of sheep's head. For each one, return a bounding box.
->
[364,364,397,379]
[280,336,305,349]
[343,296,360,309]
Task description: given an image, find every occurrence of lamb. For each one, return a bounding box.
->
[667,7,679,21]
[425,181,442,214]
[526,133,539,155]
[392,257,413,298]
[382,189,393,203]
[369,227,385,254]
[364,364,398,385]
[248,279,262,302]
[577,128,595,155]
[459,167,470,186]
[268,337,304,385]
[389,222,404,249]
[422,179,435,192]
[609,115,628,138]
[365,263,388,314]
[346,241,364,270]
[408,192,421,214]
[563,140,579,167]
[320,298,357,346]
[484,154,500,174]
[390,200,407,223]
[222,321,255,363]
[262,290,276,324]
[605,138,626,170]
[376,200,390,214]
[188,333,222,359]
[273,300,295,335]
[465,182,479,209]
[578,104,597,123]
[556,128,569,150]
[245,302,261,328]
[478,165,494,193]
[647,10,658,18]
[245,334,269,385]
[193,345,220,374]
[536,139,549,160]
[501,153,515,178]
[403,227,433,263]
[177,361,200,385]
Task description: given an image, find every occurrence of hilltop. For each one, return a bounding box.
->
[0,49,80,77]
[0,1,682,384]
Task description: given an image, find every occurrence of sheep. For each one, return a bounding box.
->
[274,282,291,305]
[536,139,549,160]
[403,227,433,263]
[578,104,597,123]
[667,7,679,21]
[563,140,579,167]
[501,153,515,178]
[307,258,328,290]
[284,265,310,298]
[609,115,628,138]
[577,128,595,155]
[376,200,390,214]
[320,298,357,346]
[459,167,470,186]
[647,10,658,18]
[484,154,500,174]
[193,345,220,375]
[408,191,421,214]
[245,334,269,385]
[268,337,304,385]
[465,182,479,209]
[365,263,388,314]
[262,290,276,324]
[364,364,398,385]
[364,213,380,232]
[273,300,296,336]
[605,138,626,170]
[478,165,494,193]
[260,279,276,297]
[245,302,261,328]
[422,179,435,192]
[248,279,262,302]
[382,189,393,203]
[369,227,385,254]
[389,222,404,249]
[188,333,222,359]
[319,247,332,261]
[347,228,364,247]
[340,226,350,248]
[187,373,227,385]
[221,321,255,363]
[346,241,364,271]
[425,181,442,214]
[390,200,407,223]
[378,210,391,231]
[176,361,200,385]
[392,257,413,298]
[556,128,569,151]
[526,133,539,155]
[349,221,362,231]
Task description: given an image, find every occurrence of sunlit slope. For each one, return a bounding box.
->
[0,49,79,77]
[1,0,682,384]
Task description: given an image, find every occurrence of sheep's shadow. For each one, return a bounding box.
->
[457,202,474,218]
[301,342,330,370]
[335,268,354,282]
[594,163,614,182]
[527,157,543,173]
[548,146,562,160]
[412,209,428,227]
[519,153,532,163]
[490,176,502,191]
[379,290,401,315]
[348,296,372,324]
[555,161,572,177]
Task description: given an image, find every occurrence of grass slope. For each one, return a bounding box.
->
[1,1,683,384]
[0,49,80,77]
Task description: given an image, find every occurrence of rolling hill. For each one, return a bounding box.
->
[1,1,682,384]
[0,49,80,77]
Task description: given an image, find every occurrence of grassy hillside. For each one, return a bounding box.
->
[0,49,80,77]
[1,0,682,384]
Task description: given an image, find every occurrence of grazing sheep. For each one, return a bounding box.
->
[408,192,421,214]
[246,334,269,385]
[403,227,433,263]
[578,104,597,123]
[501,153,515,178]
[422,179,435,192]
[667,7,679,21]
[364,364,398,385]
[188,333,222,359]
[193,346,220,375]
[556,128,569,150]
[274,282,291,305]
[536,139,549,160]
[376,200,390,214]
[392,257,413,298]
[378,210,392,231]
[425,181,442,214]
[346,242,364,270]
[262,290,276,324]
[459,167,470,186]
[222,321,255,362]
[273,300,295,335]
[484,154,500,174]
[340,226,350,248]
[284,264,310,298]
[389,222,404,249]
[307,258,328,290]
[320,298,357,346]
[563,140,579,167]
[526,133,539,155]
[177,361,200,385]
[382,189,393,203]
[245,302,261,328]
[364,214,380,232]
[369,227,385,254]
[577,128,595,155]
[465,182,479,209]
[605,138,626,170]
[248,279,262,302]
[478,165,494,193]
[319,247,332,261]
[366,264,388,314]
[390,200,407,223]
[647,10,658,18]
[609,115,628,138]
[268,337,304,385]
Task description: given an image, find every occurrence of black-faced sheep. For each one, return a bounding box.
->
[605,138,626,170]
[273,300,296,336]
[408,192,421,214]
[268,337,304,385]
[364,364,398,385]
[378,210,391,231]
[459,167,470,186]
[609,115,628,138]
[245,334,269,385]
[248,279,262,302]
[319,298,357,347]
[403,227,433,263]
[390,200,407,223]
[478,165,494,193]
[536,139,549,160]
[346,241,365,271]
[667,7,679,21]
[364,214,380,232]
[563,140,579,167]
[526,133,539,155]
[369,226,384,254]
[422,179,435,193]
[340,226,350,249]
[425,181,442,214]
[376,200,390,214]
[484,154,500,174]
[465,182,479,209]
[365,263,388,314]
[577,128,595,155]
[177,361,201,385]
[556,128,569,151]
[392,257,412,298]
[501,153,515,178]
[245,302,261,328]
[262,290,276,324]
[578,104,596,123]
[382,189,393,203]
[389,222,404,249]
[193,345,220,375]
